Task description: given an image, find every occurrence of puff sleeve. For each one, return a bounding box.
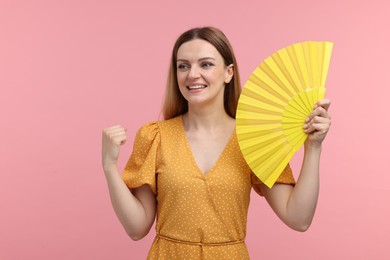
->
[121,122,160,194]
[251,163,296,196]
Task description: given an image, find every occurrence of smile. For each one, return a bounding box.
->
[187,85,207,90]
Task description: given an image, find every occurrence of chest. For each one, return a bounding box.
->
[186,133,232,175]
[156,129,253,196]
[155,123,254,204]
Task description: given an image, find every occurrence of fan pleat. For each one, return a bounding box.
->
[253,145,292,181]
[291,43,310,89]
[281,113,304,121]
[245,139,289,167]
[236,124,281,132]
[286,96,310,115]
[239,104,281,116]
[320,43,333,87]
[310,43,320,87]
[237,111,280,122]
[238,92,284,113]
[239,132,284,155]
[248,81,288,106]
[283,106,307,120]
[284,127,307,149]
[261,151,295,186]
[261,57,298,97]
[242,83,285,108]
[295,45,312,89]
[276,49,304,93]
[236,41,333,188]
[250,69,291,102]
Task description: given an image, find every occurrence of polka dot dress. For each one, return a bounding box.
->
[122,116,295,259]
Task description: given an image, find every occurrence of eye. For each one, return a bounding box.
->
[201,62,214,68]
[177,63,190,70]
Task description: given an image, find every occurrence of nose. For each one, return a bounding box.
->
[188,65,201,79]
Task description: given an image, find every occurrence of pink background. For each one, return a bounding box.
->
[1,0,389,259]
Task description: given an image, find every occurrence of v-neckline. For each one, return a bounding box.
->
[178,115,236,178]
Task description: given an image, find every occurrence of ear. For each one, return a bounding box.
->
[224,64,234,84]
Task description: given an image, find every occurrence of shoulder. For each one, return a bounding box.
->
[153,116,183,138]
[136,116,182,140]
[155,115,182,130]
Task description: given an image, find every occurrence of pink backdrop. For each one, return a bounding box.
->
[1,0,389,259]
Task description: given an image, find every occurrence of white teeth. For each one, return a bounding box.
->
[187,85,206,90]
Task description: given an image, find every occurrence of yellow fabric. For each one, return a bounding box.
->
[122,116,295,259]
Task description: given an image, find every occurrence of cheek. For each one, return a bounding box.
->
[210,69,227,83]
[176,72,187,86]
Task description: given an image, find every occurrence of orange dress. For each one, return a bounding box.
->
[122,116,295,259]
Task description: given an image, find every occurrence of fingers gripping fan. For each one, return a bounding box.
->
[236,41,333,188]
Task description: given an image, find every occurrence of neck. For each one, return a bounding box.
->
[183,105,233,132]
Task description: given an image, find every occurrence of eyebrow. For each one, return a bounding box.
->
[176,57,216,62]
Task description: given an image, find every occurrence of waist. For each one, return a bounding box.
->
[156,234,245,247]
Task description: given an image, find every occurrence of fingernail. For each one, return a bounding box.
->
[303,124,308,129]
[313,104,318,109]
[305,117,310,123]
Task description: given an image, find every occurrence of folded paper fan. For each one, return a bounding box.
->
[236,41,333,188]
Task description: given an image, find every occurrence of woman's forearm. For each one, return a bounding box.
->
[285,144,321,231]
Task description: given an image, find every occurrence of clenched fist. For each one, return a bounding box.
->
[102,125,127,172]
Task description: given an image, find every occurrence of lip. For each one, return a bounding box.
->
[186,82,207,86]
[186,82,207,90]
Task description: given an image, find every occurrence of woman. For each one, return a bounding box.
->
[102,27,331,259]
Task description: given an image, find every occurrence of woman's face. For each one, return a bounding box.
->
[176,39,233,109]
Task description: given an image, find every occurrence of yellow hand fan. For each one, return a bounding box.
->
[236,41,333,188]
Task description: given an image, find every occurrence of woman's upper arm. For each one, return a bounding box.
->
[258,183,294,225]
[131,184,157,236]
